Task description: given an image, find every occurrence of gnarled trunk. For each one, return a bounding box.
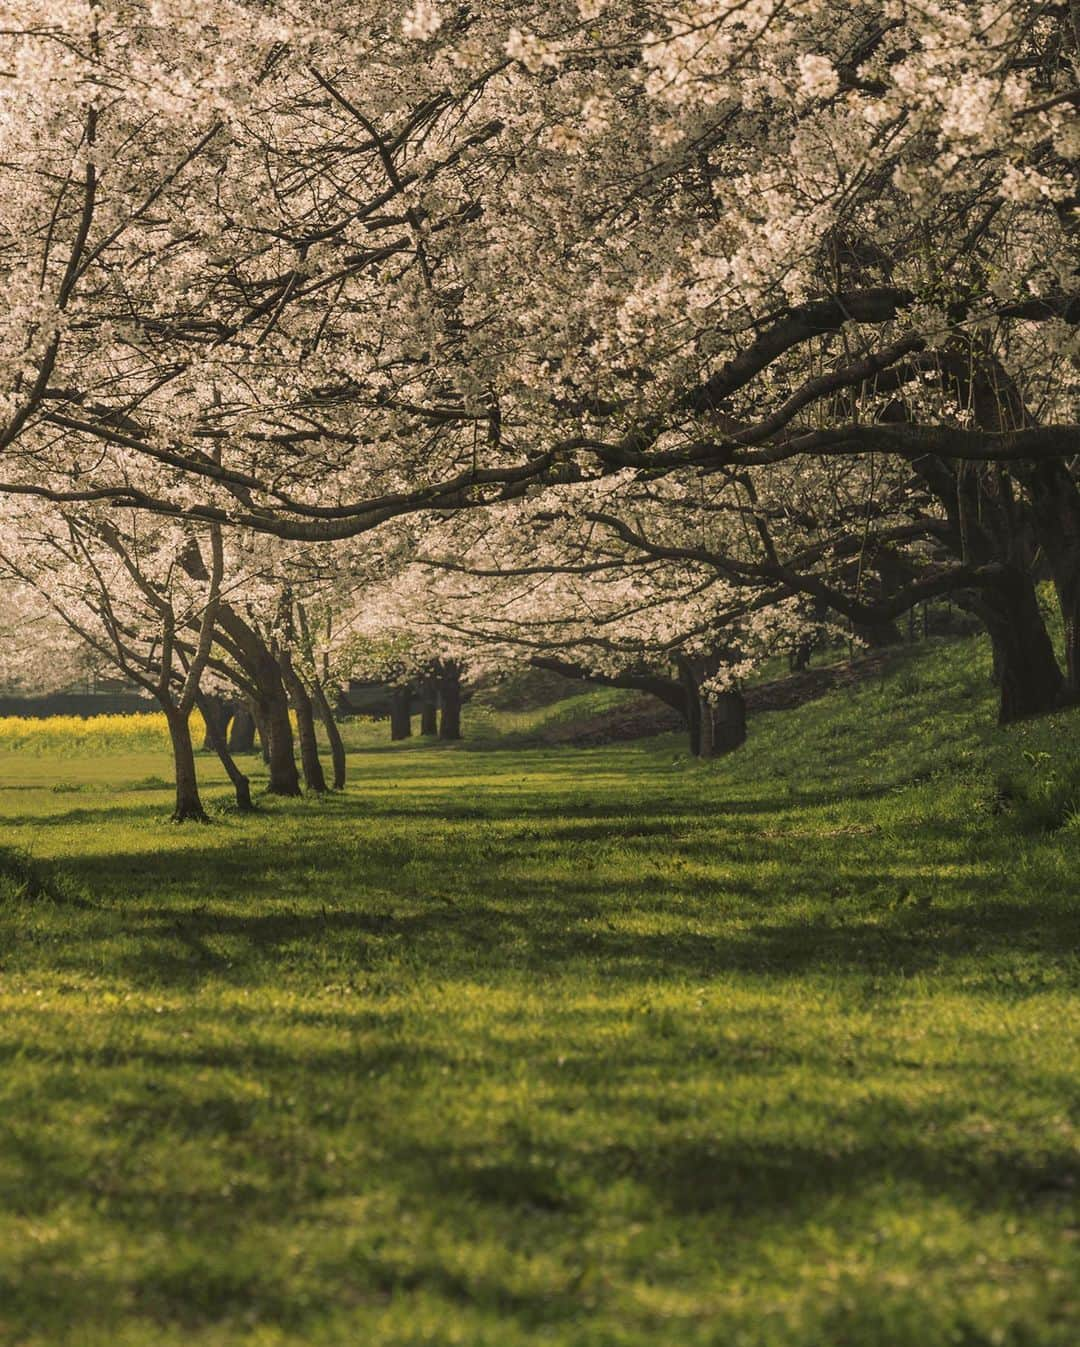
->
[310,677,347,790]
[199,694,233,753]
[261,689,302,795]
[211,602,298,790]
[390,687,412,741]
[196,692,253,811]
[961,567,1064,723]
[1025,460,1080,693]
[165,707,207,823]
[279,650,327,793]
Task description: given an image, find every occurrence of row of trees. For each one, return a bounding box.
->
[1,0,1078,816]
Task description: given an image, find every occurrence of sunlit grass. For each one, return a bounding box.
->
[1,633,1079,1346]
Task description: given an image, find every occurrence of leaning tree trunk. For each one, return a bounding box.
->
[212,602,298,790]
[1055,570,1080,699]
[164,706,207,823]
[438,664,462,741]
[251,702,271,764]
[962,567,1064,723]
[420,680,439,736]
[229,704,257,753]
[196,692,253,811]
[390,686,413,741]
[310,677,347,790]
[278,651,327,793]
[199,694,233,753]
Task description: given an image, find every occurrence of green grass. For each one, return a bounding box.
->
[1,633,1079,1346]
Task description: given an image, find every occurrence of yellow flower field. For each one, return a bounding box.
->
[0,712,206,754]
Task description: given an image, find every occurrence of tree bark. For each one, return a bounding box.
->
[165,706,208,823]
[704,689,748,755]
[438,663,462,740]
[420,680,439,736]
[261,691,302,794]
[961,567,1064,722]
[199,694,233,753]
[1024,459,1080,692]
[789,640,813,672]
[211,602,298,791]
[677,655,747,758]
[251,702,272,764]
[909,449,1063,722]
[310,676,347,790]
[853,618,904,649]
[679,665,703,756]
[278,650,327,793]
[927,350,1072,707]
[390,686,413,741]
[228,704,257,753]
[196,692,253,811]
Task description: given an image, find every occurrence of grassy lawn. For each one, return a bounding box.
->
[1,636,1079,1345]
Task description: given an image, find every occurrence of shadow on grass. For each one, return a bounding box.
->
[418,1105,1080,1221]
[0,1239,594,1339]
[8,833,1077,992]
[2,1054,1076,1338]
[0,777,909,834]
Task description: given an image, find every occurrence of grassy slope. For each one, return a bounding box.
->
[1,634,1079,1347]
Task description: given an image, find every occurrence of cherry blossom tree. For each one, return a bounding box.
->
[0,500,225,819]
[3,0,1079,757]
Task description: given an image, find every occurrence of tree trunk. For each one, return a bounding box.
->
[261,690,301,795]
[253,706,272,763]
[438,664,462,741]
[228,704,257,754]
[677,656,746,758]
[1054,571,1080,698]
[390,687,412,741]
[704,689,748,756]
[310,677,347,790]
[695,688,747,759]
[963,568,1064,723]
[677,661,703,756]
[210,602,297,788]
[420,681,439,736]
[199,694,233,753]
[853,618,904,649]
[789,639,813,673]
[196,692,253,811]
[165,706,207,823]
[1025,460,1080,693]
[278,650,327,793]
[911,451,1060,722]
